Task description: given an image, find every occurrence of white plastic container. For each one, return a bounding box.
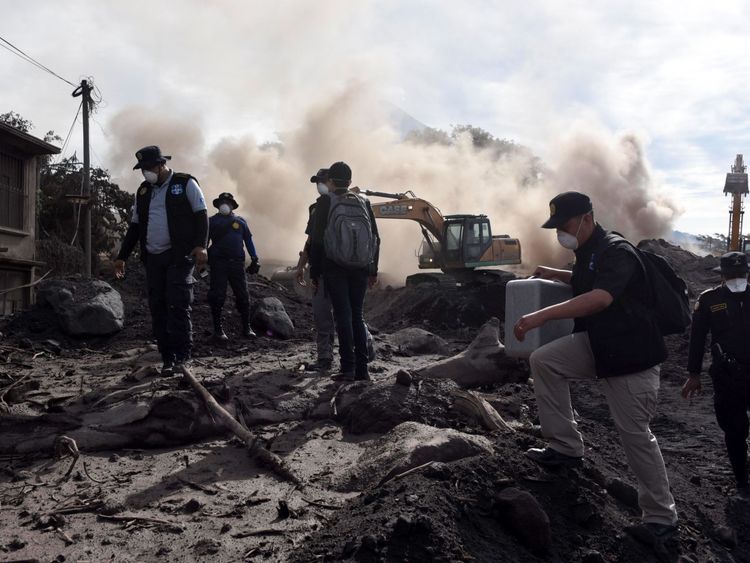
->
[505,278,574,358]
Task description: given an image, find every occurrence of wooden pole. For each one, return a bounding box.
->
[181,366,301,486]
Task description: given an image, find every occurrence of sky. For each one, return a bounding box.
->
[2,1,749,271]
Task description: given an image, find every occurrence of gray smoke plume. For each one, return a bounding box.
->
[107,82,680,284]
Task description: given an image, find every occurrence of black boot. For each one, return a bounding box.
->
[212,308,229,342]
[240,309,256,339]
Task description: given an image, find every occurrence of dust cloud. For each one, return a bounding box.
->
[107,83,680,284]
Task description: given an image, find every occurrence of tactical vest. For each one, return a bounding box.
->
[134,172,197,260]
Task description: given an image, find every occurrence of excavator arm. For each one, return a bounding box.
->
[359,189,445,241]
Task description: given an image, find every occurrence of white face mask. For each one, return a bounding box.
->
[556,216,585,250]
[142,170,159,184]
[317,182,328,196]
[726,278,748,293]
[219,203,231,216]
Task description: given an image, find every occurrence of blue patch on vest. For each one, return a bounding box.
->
[171,184,184,195]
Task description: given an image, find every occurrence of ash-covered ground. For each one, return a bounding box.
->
[1,241,747,563]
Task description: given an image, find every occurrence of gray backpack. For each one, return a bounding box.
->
[324,192,376,269]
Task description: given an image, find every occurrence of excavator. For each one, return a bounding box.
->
[353,188,522,285]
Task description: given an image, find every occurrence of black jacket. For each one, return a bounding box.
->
[572,225,667,377]
[688,284,750,374]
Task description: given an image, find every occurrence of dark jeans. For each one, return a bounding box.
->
[207,257,250,316]
[324,268,369,377]
[146,250,195,363]
[713,368,750,487]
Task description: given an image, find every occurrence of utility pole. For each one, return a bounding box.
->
[73,79,92,278]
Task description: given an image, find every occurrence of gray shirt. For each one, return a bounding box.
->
[130,171,207,254]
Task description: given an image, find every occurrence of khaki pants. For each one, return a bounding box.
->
[529,332,678,525]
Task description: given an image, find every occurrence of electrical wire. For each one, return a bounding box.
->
[56,100,83,163]
[0,34,76,87]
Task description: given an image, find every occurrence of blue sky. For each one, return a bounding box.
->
[2,0,749,239]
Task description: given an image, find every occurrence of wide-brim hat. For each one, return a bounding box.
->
[133,145,171,170]
[212,192,239,209]
[713,251,749,274]
[541,191,593,229]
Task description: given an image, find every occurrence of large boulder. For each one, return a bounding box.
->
[251,297,294,339]
[416,317,526,387]
[340,421,492,490]
[388,327,450,356]
[36,279,124,336]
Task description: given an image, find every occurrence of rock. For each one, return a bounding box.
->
[250,297,294,339]
[388,327,450,356]
[37,279,124,336]
[714,525,737,548]
[581,550,606,563]
[416,318,526,387]
[493,487,551,552]
[395,369,412,386]
[182,498,203,513]
[341,421,492,490]
[606,477,639,509]
[193,538,222,556]
[43,339,62,354]
[108,453,120,463]
[335,378,460,434]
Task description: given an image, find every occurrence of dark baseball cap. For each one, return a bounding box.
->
[310,168,329,183]
[328,161,352,185]
[713,251,749,275]
[133,145,171,170]
[541,191,593,229]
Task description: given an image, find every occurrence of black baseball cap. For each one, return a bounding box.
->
[133,145,171,170]
[212,192,238,210]
[713,251,749,275]
[310,168,329,183]
[541,191,593,229]
[328,161,352,186]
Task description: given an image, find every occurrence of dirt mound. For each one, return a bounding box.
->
[366,278,513,331]
[638,238,720,296]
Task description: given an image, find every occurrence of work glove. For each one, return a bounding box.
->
[246,259,260,275]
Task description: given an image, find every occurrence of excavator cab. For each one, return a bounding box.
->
[418,215,510,270]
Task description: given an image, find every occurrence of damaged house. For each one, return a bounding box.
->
[0,121,59,315]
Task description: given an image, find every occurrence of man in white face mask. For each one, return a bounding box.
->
[513,191,678,543]
[683,251,750,498]
[207,192,259,341]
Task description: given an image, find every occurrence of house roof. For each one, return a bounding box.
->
[0,121,61,156]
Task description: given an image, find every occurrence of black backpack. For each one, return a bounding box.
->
[600,233,691,336]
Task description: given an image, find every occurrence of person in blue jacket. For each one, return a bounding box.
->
[207,192,259,340]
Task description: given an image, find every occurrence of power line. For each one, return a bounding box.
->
[56,100,83,162]
[0,34,76,87]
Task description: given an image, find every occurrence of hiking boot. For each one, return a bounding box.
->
[305,359,333,372]
[212,310,229,342]
[525,447,583,467]
[355,370,371,381]
[331,371,356,382]
[241,323,257,339]
[174,357,192,376]
[625,522,678,545]
[161,361,175,377]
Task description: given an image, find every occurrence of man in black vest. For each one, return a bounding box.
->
[513,191,678,543]
[115,146,209,375]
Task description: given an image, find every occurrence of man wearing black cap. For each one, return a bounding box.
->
[115,146,209,375]
[683,251,750,497]
[308,161,380,381]
[513,191,678,541]
[206,192,259,341]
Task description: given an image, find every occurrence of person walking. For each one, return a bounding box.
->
[207,192,259,341]
[115,145,208,375]
[683,251,750,497]
[513,191,678,542]
[308,162,379,381]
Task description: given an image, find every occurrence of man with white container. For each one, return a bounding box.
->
[513,191,678,543]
